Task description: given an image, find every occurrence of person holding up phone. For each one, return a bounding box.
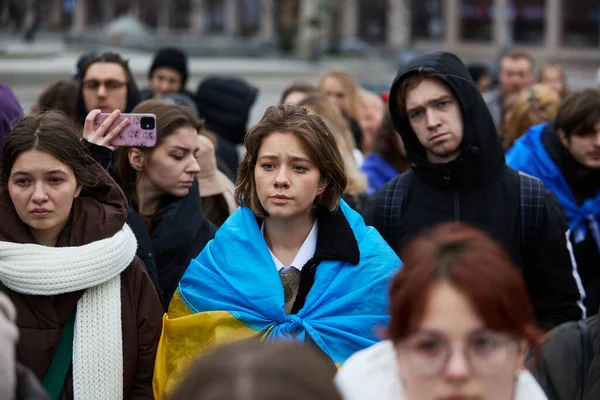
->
[110,100,216,308]
[0,110,162,399]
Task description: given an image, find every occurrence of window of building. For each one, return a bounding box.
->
[562,1,600,48]
[511,0,546,45]
[459,0,493,42]
[410,0,445,40]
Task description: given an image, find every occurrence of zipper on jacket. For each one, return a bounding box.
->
[453,190,460,220]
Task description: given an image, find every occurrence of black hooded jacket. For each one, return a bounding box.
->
[365,52,584,329]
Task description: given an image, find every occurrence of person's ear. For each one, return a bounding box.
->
[128,148,146,172]
[557,128,570,148]
[74,184,82,199]
[317,178,329,196]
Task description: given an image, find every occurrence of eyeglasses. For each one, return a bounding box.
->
[82,79,127,91]
[397,331,519,378]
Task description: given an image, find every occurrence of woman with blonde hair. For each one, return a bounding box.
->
[298,93,369,213]
[319,68,365,151]
[504,84,561,150]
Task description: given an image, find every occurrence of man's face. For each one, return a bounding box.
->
[499,57,534,94]
[405,78,464,164]
[559,122,600,169]
[82,62,128,113]
[151,67,183,98]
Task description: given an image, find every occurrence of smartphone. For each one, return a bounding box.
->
[93,113,157,147]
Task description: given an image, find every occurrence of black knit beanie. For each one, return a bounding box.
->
[149,47,189,88]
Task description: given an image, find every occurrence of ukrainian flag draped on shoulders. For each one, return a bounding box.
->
[507,122,600,249]
[153,199,400,398]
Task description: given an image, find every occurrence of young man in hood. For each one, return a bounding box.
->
[366,51,584,329]
[507,89,600,315]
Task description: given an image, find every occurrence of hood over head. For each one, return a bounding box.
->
[0,157,128,246]
[388,51,505,189]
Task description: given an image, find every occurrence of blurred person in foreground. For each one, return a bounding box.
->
[169,340,341,400]
[336,222,547,400]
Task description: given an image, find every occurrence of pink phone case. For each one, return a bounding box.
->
[93,113,157,147]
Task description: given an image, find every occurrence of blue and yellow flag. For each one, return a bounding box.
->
[153,200,400,398]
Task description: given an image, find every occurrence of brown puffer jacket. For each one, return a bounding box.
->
[0,158,163,399]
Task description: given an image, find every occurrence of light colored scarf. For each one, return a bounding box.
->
[0,224,137,400]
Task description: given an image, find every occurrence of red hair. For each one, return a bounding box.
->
[389,223,541,359]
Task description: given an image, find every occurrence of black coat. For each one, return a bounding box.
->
[366,51,583,329]
[128,178,216,308]
[533,313,600,400]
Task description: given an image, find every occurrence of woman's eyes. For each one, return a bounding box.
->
[171,154,185,161]
[15,178,30,186]
[260,164,308,173]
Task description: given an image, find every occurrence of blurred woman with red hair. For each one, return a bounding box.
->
[336,222,548,400]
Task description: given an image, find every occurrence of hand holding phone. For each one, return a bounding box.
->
[84,109,157,150]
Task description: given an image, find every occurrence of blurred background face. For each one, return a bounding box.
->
[321,76,348,114]
[82,62,128,113]
[476,74,492,95]
[151,67,183,98]
[395,282,524,400]
[539,67,565,96]
[500,57,534,94]
[283,91,310,105]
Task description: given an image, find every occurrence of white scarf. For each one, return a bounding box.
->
[0,224,137,400]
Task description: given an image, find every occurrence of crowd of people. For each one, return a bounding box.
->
[0,44,598,400]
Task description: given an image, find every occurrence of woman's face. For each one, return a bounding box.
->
[540,68,565,96]
[395,282,525,400]
[8,149,82,244]
[135,126,201,200]
[254,131,327,222]
[322,77,348,114]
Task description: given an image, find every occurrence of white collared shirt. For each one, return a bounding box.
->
[261,221,318,272]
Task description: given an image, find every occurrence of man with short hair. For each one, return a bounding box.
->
[487,50,536,126]
[75,52,141,125]
[507,89,600,315]
[366,51,584,329]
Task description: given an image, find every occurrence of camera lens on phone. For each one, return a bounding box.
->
[141,116,155,130]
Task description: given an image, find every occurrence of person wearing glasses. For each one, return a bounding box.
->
[336,222,549,400]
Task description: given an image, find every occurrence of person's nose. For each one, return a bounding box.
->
[31,182,48,204]
[426,108,441,131]
[273,166,291,188]
[443,347,471,382]
[97,84,107,98]
[186,158,201,174]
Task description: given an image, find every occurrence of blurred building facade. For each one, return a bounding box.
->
[8,0,599,62]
